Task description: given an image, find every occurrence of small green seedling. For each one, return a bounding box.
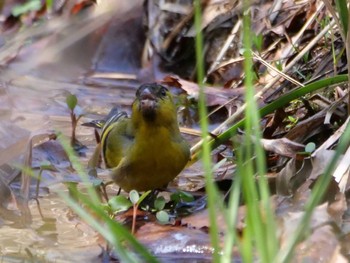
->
[305,142,316,153]
[297,142,316,157]
[275,60,283,71]
[252,33,263,52]
[285,115,298,130]
[66,93,84,148]
[129,190,151,234]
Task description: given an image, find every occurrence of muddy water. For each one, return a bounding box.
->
[0,186,102,262]
[0,78,137,262]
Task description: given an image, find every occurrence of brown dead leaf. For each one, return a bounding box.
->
[285,109,326,143]
[207,59,244,87]
[276,157,312,196]
[280,204,345,262]
[186,0,240,36]
[263,108,287,139]
[166,76,244,107]
[261,138,305,158]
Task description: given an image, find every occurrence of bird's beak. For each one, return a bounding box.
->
[139,87,157,112]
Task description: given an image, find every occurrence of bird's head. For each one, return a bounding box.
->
[132,83,177,126]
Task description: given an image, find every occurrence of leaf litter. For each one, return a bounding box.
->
[0,0,350,262]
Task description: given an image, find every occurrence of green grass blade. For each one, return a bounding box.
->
[57,133,101,205]
[239,1,278,261]
[221,172,241,262]
[61,187,159,262]
[194,0,221,261]
[334,0,348,35]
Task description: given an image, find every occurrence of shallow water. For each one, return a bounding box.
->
[0,187,102,262]
[0,79,132,262]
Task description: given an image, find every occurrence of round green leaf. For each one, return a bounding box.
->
[179,191,195,202]
[154,196,166,211]
[170,193,181,203]
[108,196,132,213]
[129,190,139,204]
[156,211,170,224]
[305,142,316,153]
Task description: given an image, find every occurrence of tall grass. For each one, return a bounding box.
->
[193,0,221,261]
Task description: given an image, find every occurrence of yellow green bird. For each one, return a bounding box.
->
[100,83,190,192]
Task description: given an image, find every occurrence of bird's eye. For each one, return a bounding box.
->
[159,87,168,97]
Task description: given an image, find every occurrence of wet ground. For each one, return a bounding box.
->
[0,2,149,261]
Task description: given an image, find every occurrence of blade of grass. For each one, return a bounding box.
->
[61,191,158,262]
[334,0,348,35]
[241,0,278,260]
[236,147,255,262]
[57,133,101,205]
[57,135,158,262]
[193,0,221,261]
[221,170,241,262]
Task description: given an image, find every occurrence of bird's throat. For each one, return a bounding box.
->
[140,99,157,121]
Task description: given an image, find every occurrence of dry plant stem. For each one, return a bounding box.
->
[207,50,304,123]
[131,204,138,235]
[34,198,45,219]
[280,1,324,61]
[252,51,304,87]
[205,19,242,78]
[70,112,77,146]
[283,20,335,73]
[21,141,32,200]
[161,9,195,51]
[191,19,336,154]
[268,0,283,22]
[35,169,43,199]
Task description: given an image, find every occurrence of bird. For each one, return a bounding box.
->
[100,83,190,192]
